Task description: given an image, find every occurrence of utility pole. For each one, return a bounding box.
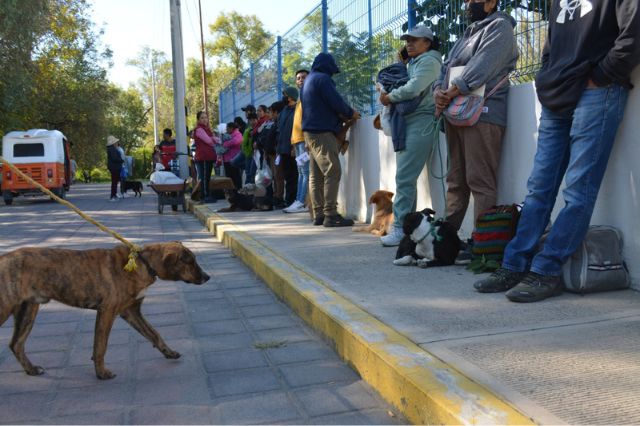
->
[169,0,188,178]
[198,0,209,117]
[150,54,159,146]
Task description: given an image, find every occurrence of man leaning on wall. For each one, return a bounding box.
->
[474,0,640,303]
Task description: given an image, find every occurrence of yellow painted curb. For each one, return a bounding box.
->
[191,203,535,425]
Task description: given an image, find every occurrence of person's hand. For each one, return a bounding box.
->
[587,79,599,88]
[352,110,361,120]
[434,89,451,111]
[444,85,461,99]
[379,92,391,106]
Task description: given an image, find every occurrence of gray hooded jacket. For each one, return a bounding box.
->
[433,12,518,127]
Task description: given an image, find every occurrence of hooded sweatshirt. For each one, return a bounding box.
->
[433,11,519,127]
[535,0,640,112]
[277,103,296,154]
[301,53,353,134]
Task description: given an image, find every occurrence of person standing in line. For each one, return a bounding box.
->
[474,0,639,302]
[276,86,299,208]
[378,26,443,246]
[284,69,311,214]
[433,0,518,246]
[222,122,244,191]
[301,52,360,227]
[106,135,124,201]
[193,111,218,203]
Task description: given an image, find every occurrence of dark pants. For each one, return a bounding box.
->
[224,162,243,191]
[276,153,298,206]
[109,169,119,198]
[195,160,213,199]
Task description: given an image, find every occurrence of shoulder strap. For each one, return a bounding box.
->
[484,74,510,99]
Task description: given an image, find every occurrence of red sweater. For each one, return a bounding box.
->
[193,124,218,161]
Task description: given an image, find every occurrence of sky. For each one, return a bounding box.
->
[89,0,320,88]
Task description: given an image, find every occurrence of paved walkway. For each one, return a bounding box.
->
[197,204,640,425]
[0,184,404,425]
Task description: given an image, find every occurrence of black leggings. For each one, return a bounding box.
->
[195,160,213,198]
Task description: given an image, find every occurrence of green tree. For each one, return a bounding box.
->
[205,12,273,75]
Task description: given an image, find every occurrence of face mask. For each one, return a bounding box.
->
[467,2,489,22]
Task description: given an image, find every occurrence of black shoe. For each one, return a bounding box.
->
[273,198,286,209]
[313,214,325,226]
[454,249,473,265]
[506,272,563,303]
[323,214,354,227]
[473,268,526,293]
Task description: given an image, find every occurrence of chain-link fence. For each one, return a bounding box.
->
[219,0,549,123]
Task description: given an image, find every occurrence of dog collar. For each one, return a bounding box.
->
[137,253,157,278]
[412,222,442,244]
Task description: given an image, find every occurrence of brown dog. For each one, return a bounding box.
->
[352,190,394,236]
[0,242,209,380]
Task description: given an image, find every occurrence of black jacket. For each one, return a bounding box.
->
[535,0,640,112]
[107,145,123,172]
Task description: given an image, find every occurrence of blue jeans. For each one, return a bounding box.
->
[503,85,629,276]
[244,153,256,184]
[294,143,309,204]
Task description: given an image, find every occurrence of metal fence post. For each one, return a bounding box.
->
[231,80,237,121]
[408,0,416,29]
[218,91,223,124]
[277,36,283,98]
[250,63,256,106]
[368,0,375,115]
[322,0,328,53]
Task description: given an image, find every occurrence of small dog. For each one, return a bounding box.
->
[352,190,394,236]
[0,242,209,380]
[217,184,270,213]
[121,180,143,197]
[82,170,92,183]
[394,208,460,268]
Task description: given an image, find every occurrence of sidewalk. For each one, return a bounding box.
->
[193,202,640,425]
[0,184,405,425]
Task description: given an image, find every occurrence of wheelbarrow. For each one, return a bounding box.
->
[148,182,187,214]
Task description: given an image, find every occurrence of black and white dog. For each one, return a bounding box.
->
[394,208,461,268]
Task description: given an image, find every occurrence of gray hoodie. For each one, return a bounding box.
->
[433,12,518,127]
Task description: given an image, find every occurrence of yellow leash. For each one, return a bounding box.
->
[0,156,141,272]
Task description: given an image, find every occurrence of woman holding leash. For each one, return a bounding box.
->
[378,26,443,247]
[432,0,518,236]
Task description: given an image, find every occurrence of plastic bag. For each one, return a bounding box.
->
[254,151,272,187]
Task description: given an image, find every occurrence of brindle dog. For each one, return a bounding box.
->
[0,242,209,380]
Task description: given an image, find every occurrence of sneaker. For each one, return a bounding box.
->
[313,214,325,226]
[473,268,526,293]
[454,249,473,265]
[117,193,124,199]
[505,272,563,303]
[109,197,117,202]
[323,214,354,227]
[380,226,403,247]
[287,202,309,214]
[283,200,302,213]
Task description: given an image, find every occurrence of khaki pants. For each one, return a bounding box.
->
[304,131,341,217]
[445,121,505,230]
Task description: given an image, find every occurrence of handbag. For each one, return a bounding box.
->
[443,74,509,127]
[469,204,521,272]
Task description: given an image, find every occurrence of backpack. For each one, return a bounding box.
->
[469,204,520,272]
[562,226,630,294]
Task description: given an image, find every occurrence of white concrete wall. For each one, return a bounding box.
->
[338,68,640,289]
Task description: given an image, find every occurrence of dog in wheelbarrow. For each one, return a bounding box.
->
[0,241,209,380]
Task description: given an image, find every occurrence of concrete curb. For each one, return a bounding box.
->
[191,203,534,425]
